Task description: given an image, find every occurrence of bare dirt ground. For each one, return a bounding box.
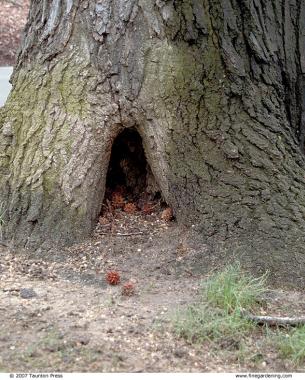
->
[0,0,29,65]
[1,208,305,373]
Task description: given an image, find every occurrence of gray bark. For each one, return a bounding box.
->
[1,0,305,285]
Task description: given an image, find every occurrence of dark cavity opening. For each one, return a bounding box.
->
[105,128,160,204]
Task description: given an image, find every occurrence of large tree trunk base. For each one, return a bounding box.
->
[0,0,305,287]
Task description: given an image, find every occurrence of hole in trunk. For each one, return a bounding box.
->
[104,128,160,206]
[106,128,147,198]
[97,128,174,235]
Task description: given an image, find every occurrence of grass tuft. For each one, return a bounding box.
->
[203,263,268,313]
[173,263,268,345]
[277,326,305,365]
[174,303,253,344]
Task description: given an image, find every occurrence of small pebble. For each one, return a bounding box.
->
[20,288,37,299]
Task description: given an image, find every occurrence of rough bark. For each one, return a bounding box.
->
[0,0,305,285]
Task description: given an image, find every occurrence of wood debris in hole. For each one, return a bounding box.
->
[95,186,174,238]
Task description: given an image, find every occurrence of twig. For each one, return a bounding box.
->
[98,232,144,236]
[240,309,305,327]
[3,288,20,292]
[184,269,194,277]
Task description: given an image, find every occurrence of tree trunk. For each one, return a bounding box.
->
[1,0,305,284]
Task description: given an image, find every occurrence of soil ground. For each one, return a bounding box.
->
[1,209,305,373]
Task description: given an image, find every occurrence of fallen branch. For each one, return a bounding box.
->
[241,309,305,327]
